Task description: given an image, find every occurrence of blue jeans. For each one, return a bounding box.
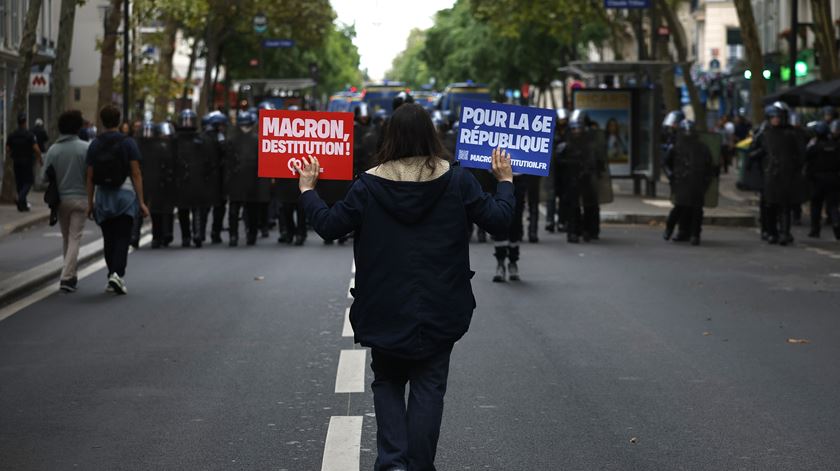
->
[371,346,453,471]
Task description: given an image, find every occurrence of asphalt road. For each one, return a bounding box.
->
[1,223,839,470]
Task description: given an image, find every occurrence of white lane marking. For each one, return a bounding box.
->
[642,199,674,208]
[342,307,354,337]
[42,230,93,237]
[347,277,354,299]
[351,259,355,274]
[335,349,366,393]
[0,234,152,323]
[804,246,840,260]
[321,416,363,471]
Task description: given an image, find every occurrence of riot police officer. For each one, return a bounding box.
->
[546,108,568,233]
[662,120,715,246]
[805,121,840,240]
[376,91,414,152]
[138,121,176,248]
[749,102,805,245]
[203,111,228,243]
[174,109,217,248]
[226,110,270,246]
[559,110,605,243]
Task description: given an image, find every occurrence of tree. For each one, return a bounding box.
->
[96,0,123,126]
[153,15,179,120]
[733,0,766,123]
[810,0,839,81]
[387,29,432,88]
[1,0,43,203]
[657,0,706,130]
[48,0,82,142]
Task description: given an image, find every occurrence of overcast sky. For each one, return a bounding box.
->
[331,0,456,81]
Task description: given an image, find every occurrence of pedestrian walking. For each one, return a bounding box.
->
[32,118,49,154]
[85,105,149,294]
[42,110,89,292]
[296,103,514,470]
[805,121,840,240]
[5,113,42,211]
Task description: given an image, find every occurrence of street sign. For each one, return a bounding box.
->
[30,73,50,95]
[253,13,267,34]
[262,39,295,48]
[604,0,651,8]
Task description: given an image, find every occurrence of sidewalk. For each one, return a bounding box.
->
[0,190,50,239]
[599,172,758,227]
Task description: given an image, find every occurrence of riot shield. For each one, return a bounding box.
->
[139,137,175,212]
[697,131,721,208]
[227,127,269,203]
[174,131,212,207]
[590,130,614,204]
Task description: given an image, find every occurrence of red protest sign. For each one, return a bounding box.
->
[258,109,354,180]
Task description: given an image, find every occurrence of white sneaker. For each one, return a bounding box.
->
[108,273,127,295]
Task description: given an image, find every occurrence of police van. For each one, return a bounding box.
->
[437,82,492,126]
[361,81,408,116]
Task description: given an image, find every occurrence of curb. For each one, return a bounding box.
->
[600,213,758,228]
[0,228,150,308]
[0,210,51,240]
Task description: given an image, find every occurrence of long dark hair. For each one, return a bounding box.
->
[374,103,450,169]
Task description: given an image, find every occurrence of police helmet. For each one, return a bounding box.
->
[831,119,840,136]
[392,91,414,111]
[207,110,228,129]
[372,109,387,126]
[569,109,587,130]
[765,102,790,121]
[822,106,837,121]
[679,119,695,135]
[736,107,747,118]
[157,121,174,137]
[808,120,830,138]
[237,110,256,126]
[556,108,569,122]
[257,101,275,110]
[178,109,198,129]
[662,110,685,128]
[356,102,369,120]
[141,121,155,138]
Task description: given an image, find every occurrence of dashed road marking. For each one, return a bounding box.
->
[0,234,152,322]
[342,307,354,337]
[321,415,363,471]
[347,277,354,299]
[335,349,366,393]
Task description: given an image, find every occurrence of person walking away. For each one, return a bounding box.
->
[805,121,840,240]
[296,103,514,470]
[42,110,89,292]
[663,120,715,246]
[6,113,42,211]
[85,105,149,294]
[32,118,49,153]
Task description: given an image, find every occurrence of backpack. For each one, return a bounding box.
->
[92,135,128,187]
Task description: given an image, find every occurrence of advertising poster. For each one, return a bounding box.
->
[258,109,354,180]
[454,100,555,177]
[573,90,633,177]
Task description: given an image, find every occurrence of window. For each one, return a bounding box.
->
[0,3,6,47]
[726,28,744,61]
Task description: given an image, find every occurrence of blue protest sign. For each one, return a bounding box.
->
[604,0,651,8]
[454,100,555,177]
[262,39,295,48]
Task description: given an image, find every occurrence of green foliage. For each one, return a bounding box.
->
[387,29,431,88]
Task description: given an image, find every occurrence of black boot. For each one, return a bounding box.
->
[663,227,674,241]
[477,229,487,243]
[493,245,508,282]
[211,232,223,244]
[229,236,238,247]
[834,225,840,241]
[780,211,794,246]
[690,235,701,246]
[508,245,520,281]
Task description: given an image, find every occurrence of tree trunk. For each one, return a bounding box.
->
[48,0,79,142]
[181,39,200,104]
[810,0,839,81]
[658,0,706,130]
[653,1,679,112]
[733,0,766,124]
[96,0,123,127]
[1,0,43,203]
[198,3,224,117]
[153,16,178,121]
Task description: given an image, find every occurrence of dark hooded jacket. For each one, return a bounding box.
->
[300,157,514,359]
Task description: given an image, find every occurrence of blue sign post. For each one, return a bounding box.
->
[262,39,295,48]
[604,0,651,8]
[454,100,555,177]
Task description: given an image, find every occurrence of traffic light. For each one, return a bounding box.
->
[743,70,752,80]
[795,60,808,77]
[762,69,772,80]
